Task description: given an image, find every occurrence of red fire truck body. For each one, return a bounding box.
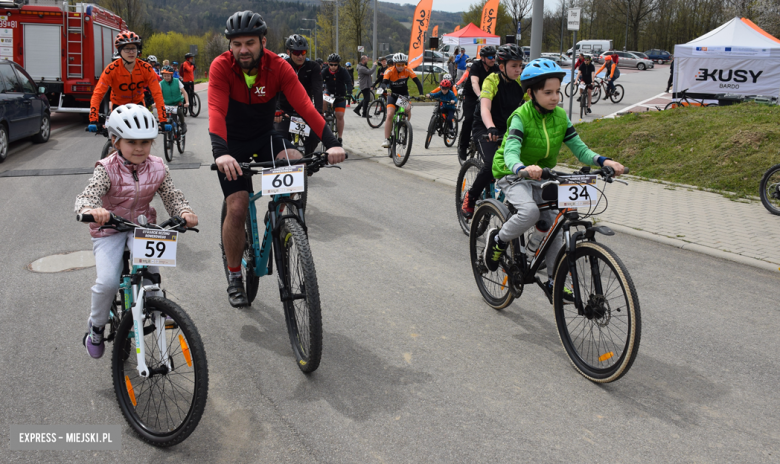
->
[0,0,127,113]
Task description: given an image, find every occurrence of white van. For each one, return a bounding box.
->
[566,40,613,57]
[438,43,480,60]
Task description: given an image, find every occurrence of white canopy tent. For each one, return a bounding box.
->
[673,18,780,99]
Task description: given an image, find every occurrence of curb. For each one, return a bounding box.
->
[343,145,779,274]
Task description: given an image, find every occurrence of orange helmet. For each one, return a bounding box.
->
[115,31,142,49]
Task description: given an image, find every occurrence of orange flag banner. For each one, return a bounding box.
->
[477,0,500,56]
[454,25,461,32]
[408,0,434,69]
[433,25,439,38]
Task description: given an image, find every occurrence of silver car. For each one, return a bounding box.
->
[596,51,654,70]
[541,53,573,67]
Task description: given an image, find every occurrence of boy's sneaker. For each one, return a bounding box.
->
[382,138,391,148]
[542,279,575,304]
[482,228,507,272]
[461,192,475,219]
[83,321,105,359]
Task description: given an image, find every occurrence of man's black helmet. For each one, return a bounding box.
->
[184,53,193,59]
[225,11,267,39]
[480,45,497,57]
[285,34,309,51]
[327,53,341,63]
[497,43,524,62]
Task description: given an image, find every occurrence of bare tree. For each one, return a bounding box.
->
[205,32,228,69]
[506,0,533,38]
[341,0,371,65]
[609,0,658,51]
[97,0,149,36]
[755,0,780,38]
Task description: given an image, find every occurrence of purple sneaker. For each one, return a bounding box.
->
[83,321,105,359]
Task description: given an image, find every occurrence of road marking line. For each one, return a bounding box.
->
[604,92,668,119]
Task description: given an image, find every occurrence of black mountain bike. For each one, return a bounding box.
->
[469,166,640,383]
[424,104,459,149]
[760,163,780,215]
[186,84,201,117]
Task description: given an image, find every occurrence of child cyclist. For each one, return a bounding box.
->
[75,104,198,358]
[426,77,457,135]
[159,65,189,134]
[482,58,625,299]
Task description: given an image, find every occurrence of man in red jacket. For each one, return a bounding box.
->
[210,10,345,307]
[180,53,196,107]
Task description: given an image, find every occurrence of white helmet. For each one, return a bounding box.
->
[107,104,158,141]
[466,62,473,68]
[147,55,158,63]
[392,53,408,63]
[278,53,289,60]
[442,73,452,80]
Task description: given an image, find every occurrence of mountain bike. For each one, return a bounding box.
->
[322,94,338,135]
[387,95,421,167]
[760,163,780,215]
[212,152,344,373]
[469,166,641,383]
[458,135,478,167]
[456,91,466,122]
[424,103,459,149]
[456,135,503,233]
[163,105,186,162]
[185,84,201,117]
[591,77,624,104]
[366,93,387,128]
[664,88,718,110]
[76,212,208,446]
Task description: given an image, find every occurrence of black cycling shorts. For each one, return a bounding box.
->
[217,131,296,198]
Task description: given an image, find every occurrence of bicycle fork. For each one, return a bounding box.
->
[128,281,170,378]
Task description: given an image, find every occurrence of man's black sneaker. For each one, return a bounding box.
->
[482,228,507,272]
[353,107,362,116]
[227,275,249,307]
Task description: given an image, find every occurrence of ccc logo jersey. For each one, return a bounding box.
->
[89,59,166,123]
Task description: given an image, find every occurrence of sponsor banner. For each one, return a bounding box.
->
[432,25,438,38]
[692,46,770,57]
[677,57,780,97]
[407,0,433,70]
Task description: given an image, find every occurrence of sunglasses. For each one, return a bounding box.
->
[483,55,495,60]
[291,50,307,56]
[328,63,339,67]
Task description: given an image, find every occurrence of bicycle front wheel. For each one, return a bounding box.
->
[392,120,412,167]
[279,219,322,373]
[760,163,780,215]
[444,117,458,147]
[189,93,201,117]
[553,241,641,383]
[564,81,575,97]
[366,100,386,128]
[112,297,208,446]
[163,132,173,162]
[424,114,436,149]
[100,138,113,160]
[456,157,483,235]
[469,201,515,310]
[610,84,625,103]
[591,85,601,104]
[177,132,186,154]
[220,201,260,303]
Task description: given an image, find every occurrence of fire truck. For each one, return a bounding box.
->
[0,0,127,113]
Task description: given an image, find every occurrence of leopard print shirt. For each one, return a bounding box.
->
[75,164,193,217]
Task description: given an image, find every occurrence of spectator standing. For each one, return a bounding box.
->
[455,48,469,80]
[354,55,377,117]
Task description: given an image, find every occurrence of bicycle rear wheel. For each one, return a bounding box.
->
[591,85,601,104]
[366,100,386,128]
[444,117,458,147]
[553,241,641,383]
[610,84,625,103]
[392,120,412,167]
[278,219,322,373]
[220,201,260,303]
[112,297,208,446]
[189,93,201,117]
[457,98,465,122]
[760,163,780,215]
[456,157,483,235]
[469,201,515,310]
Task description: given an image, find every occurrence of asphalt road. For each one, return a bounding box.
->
[1,94,778,462]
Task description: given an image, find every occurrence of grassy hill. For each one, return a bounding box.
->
[559,103,780,198]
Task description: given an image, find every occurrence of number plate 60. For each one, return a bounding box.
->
[261,165,305,195]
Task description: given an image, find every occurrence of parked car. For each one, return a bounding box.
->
[644,49,671,63]
[412,64,448,76]
[423,50,447,63]
[541,53,573,67]
[0,59,51,162]
[630,51,649,59]
[596,51,654,70]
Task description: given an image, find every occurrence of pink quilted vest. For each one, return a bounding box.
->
[90,153,167,238]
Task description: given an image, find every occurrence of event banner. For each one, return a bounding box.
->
[408,0,433,70]
[677,57,780,97]
[477,0,499,56]
[433,25,438,37]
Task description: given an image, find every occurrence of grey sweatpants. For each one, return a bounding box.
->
[89,232,160,329]
[496,175,564,280]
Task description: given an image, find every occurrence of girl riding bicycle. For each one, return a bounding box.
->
[75,104,198,359]
[482,58,625,298]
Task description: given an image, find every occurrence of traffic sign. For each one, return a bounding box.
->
[567,8,581,31]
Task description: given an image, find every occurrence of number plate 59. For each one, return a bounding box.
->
[261,165,305,195]
[557,174,598,209]
[132,228,178,267]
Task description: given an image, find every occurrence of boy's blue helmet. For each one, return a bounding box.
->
[520,58,566,93]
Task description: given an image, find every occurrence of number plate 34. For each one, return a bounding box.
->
[557,174,598,209]
[261,165,306,196]
[132,228,178,267]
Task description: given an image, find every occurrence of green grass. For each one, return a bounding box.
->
[558,103,780,198]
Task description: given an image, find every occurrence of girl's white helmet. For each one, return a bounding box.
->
[278,53,289,60]
[106,104,158,141]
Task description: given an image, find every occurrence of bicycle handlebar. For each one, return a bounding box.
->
[210,151,347,176]
[77,212,199,233]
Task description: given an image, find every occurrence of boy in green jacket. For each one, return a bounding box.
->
[483,58,625,297]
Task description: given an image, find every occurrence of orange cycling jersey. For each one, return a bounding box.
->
[382,66,418,95]
[90,58,167,123]
[595,56,618,79]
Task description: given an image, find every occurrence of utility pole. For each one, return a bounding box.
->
[530,0,544,59]
[302,18,316,59]
[623,1,629,51]
[373,0,378,62]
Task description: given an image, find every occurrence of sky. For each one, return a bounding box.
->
[381,0,478,14]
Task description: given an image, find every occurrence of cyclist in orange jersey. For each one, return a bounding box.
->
[89,31,167,126]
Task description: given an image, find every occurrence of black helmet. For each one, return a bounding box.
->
[285,34,309,51]
[184,53,193,59]
[497,44,524,63]
[315,58,324,65]
[225,11,267,39]
[327,53,341,63]
[480,45,497,57]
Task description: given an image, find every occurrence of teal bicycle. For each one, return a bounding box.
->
[77,213,208,447]
[212,152,342,373]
